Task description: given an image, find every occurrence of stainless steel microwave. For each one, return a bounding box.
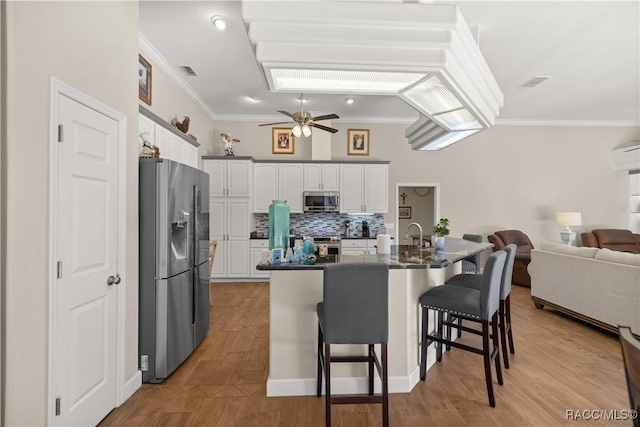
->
[303,191,339,212]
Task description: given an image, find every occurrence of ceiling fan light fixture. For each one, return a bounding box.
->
[292,124,302,138]
[302,125,312,137]
[210,15,228,30]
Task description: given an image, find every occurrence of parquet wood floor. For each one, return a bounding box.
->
[99,282,630,426]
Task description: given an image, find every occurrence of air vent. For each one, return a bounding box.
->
[519,76,550,88]
[179,66,197,76]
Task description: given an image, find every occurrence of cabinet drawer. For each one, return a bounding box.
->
[341,240,368,248]
[250,240,269,248]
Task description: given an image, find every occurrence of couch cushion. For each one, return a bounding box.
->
[594,248,640,267]
[593,229,640,253]
[540,241,598,258]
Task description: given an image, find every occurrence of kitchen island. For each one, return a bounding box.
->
[257,237,492,397]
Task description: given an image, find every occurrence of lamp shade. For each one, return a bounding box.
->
[556,212,582,228]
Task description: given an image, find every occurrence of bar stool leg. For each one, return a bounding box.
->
[382,343,389,427]
[317,325,323,397]
[506,295,515,355]
[420,305,428,380]
[481,319,496,408]
[499,300,509,369]
[368,344,374,395]
[325,343,332,427]
[436,311,444,362]
[492,312,503,386]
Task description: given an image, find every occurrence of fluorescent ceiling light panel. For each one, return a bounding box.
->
[433,109,482,131]
[416,129,480,151]
[269,69,426,93]
[402,76,462,115]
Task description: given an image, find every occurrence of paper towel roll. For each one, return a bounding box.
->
[377,234,391,254]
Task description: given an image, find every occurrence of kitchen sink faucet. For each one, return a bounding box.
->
[405,222,424,250]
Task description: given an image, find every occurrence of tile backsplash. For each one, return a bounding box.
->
[254,212,386,237]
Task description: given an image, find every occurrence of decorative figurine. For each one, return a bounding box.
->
[170,116,190,133]
[221,132,241,156]
[138,132,160,158]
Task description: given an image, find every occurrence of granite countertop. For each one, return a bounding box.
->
[257,237,492,271]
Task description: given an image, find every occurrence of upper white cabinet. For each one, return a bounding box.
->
[303,163,340,191]
[138,109,199,168]
[254,163,304,213]
[203,159,252,198]
[340,164,388,213]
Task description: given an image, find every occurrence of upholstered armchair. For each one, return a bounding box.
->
[487,230,534,287]
[581,229,640,253]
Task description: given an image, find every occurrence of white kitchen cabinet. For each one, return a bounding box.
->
[341,239,377,256]
[210,199,250,278]
[250,240,270,278]
[303,163,340,191]
[203,159,252,198]
[253,163,303,213]
[340,163,388,213]
[139,110,200,168]
[629,171,640,233]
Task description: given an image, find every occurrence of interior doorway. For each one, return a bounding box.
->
[395,183,439,245]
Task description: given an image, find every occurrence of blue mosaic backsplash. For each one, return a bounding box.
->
[254,212,386,238]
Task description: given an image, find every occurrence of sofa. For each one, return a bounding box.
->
[581,229,640,253]
[530,242,640,334]
[487,230,533,287]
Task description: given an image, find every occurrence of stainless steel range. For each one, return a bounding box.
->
[312,236,341,256]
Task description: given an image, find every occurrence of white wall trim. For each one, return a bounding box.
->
[394,183,440,242]
[122,371,142,404]
[139,33,217,121]
[48,77,128,425]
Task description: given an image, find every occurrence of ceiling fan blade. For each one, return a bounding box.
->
[311,113,339,122]
[259,121,293,126]
[309,123,339,133]
[277,110,296,119]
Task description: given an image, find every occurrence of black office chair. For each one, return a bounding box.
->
[618,325,640,427]
[419,250,506,407]
[446,244,517,368]
[317,263,390,427]
[461,234,483,274]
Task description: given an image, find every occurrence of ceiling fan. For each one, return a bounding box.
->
[259,96,339,137]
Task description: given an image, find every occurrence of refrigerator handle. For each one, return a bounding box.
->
[193,184,198,326]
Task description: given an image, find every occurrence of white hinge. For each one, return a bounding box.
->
[58,125,63,142]
[57,261,62,279]
[55,397,61,416]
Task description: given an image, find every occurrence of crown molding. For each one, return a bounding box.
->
[212,114,418,124]
[495,118,639,127]
[139,33,218,121]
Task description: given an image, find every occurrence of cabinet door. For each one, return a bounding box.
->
[227,241,249,277]
[322,164,340,191]
[250,249,270,278]
[279,164,304,213]
[170,135,185,165]
[365,164,388,213]
[228,200,250,240]
[303,164,322,191]
[204,160,225,197]
[254,164,278,213]
[227,161,252,197]
[209,200,226,278]
[340,164,365,212]
[138,114,155,154]
[211,241,226,278]
[184,144,198,168]
[154,126,171,162]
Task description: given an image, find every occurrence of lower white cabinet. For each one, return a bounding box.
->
[210,199,250,278]
[341,239,377,256]
[250,240,270,278]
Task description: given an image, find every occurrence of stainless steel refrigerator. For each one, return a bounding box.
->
[139,158,210,383]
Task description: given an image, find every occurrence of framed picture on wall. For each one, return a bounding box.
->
[399,206,412,219]
[138,54,152,106]
[347,129,369,156]
[272,128,295,154]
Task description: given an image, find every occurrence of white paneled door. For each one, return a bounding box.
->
[55,94,118,426]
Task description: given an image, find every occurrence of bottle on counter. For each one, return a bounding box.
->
[269,200,290,250]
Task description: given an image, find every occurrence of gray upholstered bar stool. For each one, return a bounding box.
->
[446,244,517,368]
[419,250,506,407]
[317,262,390,427]
[461,234,483,274]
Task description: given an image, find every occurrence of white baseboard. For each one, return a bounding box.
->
[120,370,142,405]
[267,347,438,397]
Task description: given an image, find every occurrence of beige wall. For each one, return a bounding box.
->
[214,119,639,245]
[2,2,139,424]
[138,54,217,163]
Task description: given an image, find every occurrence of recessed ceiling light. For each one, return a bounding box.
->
[248,96,261,102]
[345,97,355,104]
[210,15,228,30]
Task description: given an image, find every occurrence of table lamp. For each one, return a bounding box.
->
[556,212,582,245]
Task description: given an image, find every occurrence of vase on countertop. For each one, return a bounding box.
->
[269,200,290,250]
[434,236,446,250]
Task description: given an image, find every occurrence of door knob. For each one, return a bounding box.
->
[107,274,121,286]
